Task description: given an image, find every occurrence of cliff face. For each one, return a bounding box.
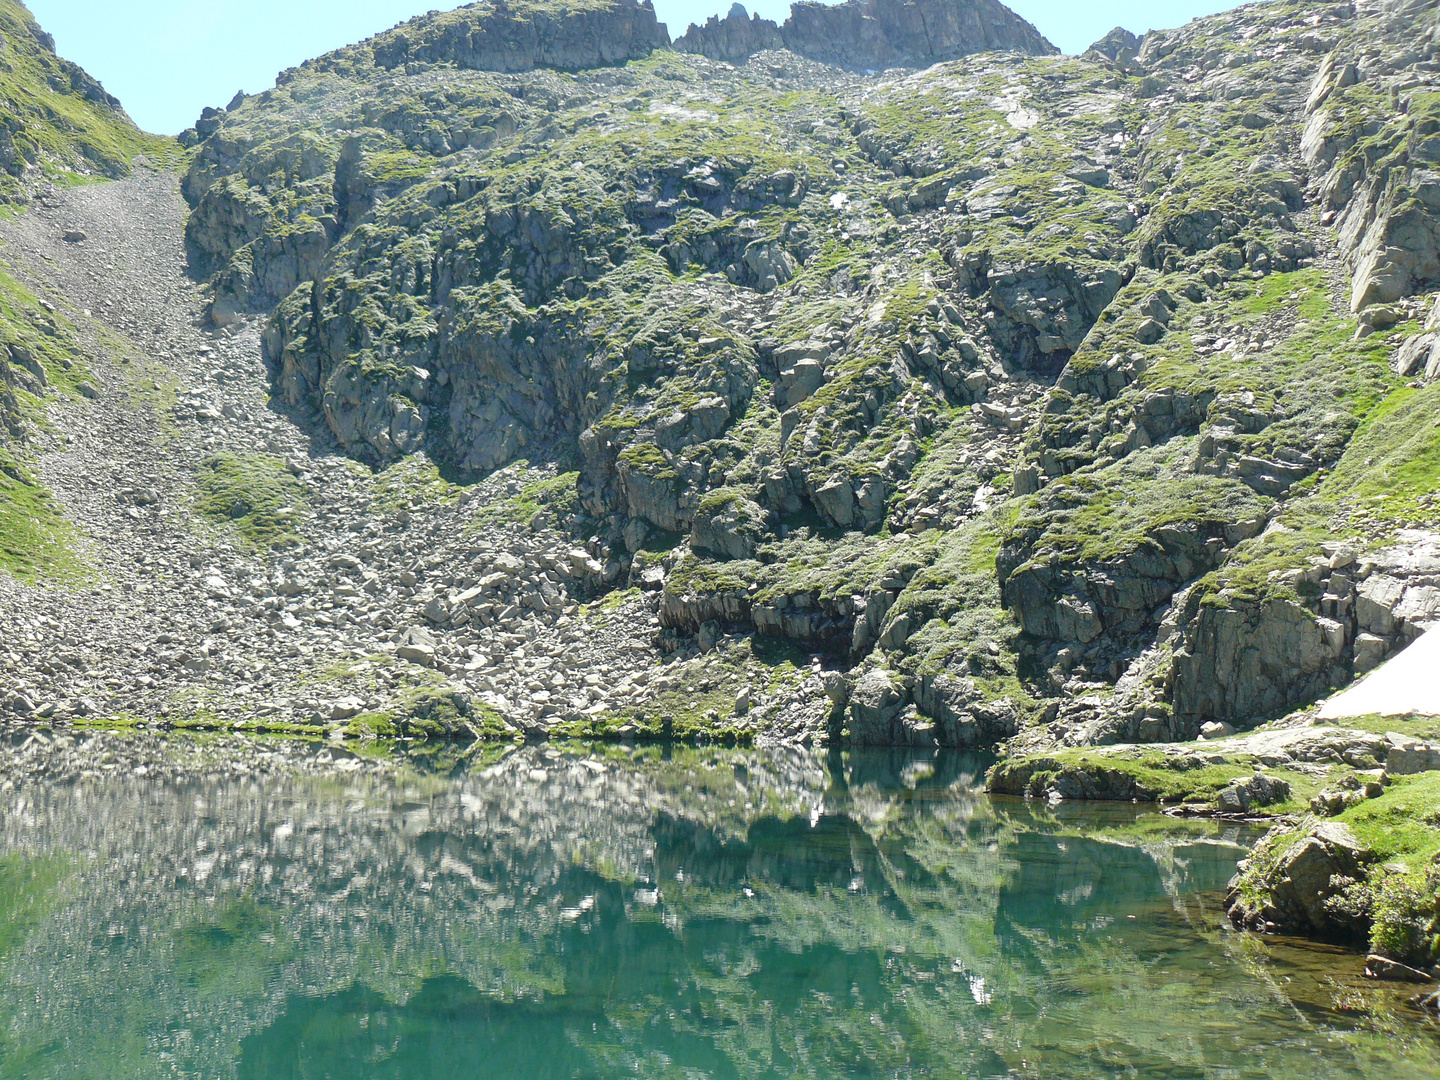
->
[365,0,670,74]
[171,0,1440,750]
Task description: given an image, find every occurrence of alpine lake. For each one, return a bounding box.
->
[0,735,1435,1079]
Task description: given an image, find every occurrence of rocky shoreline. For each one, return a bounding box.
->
[984,717,1440,1009]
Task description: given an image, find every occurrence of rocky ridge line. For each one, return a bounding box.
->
[674,0,1056,68]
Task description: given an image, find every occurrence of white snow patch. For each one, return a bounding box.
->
[1318,627,1440,720]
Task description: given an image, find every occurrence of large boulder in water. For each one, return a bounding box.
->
[1226,820,1370,934]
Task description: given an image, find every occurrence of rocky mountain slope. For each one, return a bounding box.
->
[0,0,177,603]
[1,0,1440,995]
[0,0,173,443]
[2,0,1440,761]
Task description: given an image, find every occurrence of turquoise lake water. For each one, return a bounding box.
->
[0,743,1435,1078]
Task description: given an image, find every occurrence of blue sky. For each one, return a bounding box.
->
[29,1,1248,136]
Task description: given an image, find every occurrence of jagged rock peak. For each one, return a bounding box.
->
[781,0,1056,69]
[301,0,671,78]
[279,0,1053,80]
[678,0,1055,69]
[1084,26,1141,63]
[673,4,784,64]
[678,0,1055,70]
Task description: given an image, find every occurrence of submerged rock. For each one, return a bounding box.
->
[1365,954,1434,983]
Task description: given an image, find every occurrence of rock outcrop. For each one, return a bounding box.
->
[1227,820,1370,935]
[351,0,668,76]
[1302,0,1440,314]
[1173,532,1440,730]
[1084,27,1141,66]
[677,0,1055,68]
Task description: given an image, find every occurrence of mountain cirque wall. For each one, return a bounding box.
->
[168,0,1440,750]
[0,0,1430,755]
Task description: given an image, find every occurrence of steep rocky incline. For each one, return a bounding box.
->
[5,0,1440,759]
[0,0,175,452]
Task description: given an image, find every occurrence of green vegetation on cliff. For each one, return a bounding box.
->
[172,0,1440,752]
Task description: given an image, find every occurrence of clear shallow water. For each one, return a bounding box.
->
[0,743,1435,1079]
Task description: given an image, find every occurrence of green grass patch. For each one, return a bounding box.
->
[193,452,308,549]
[551,640,805,745]
[1312,383,1440,531]
[989,744,1320,812]
[579,586,639,622]
[1009,438,1270,570]
[1339,772,1440,873]
[0,449,85,582]
[372,455,459,515]
[470,468,581,529]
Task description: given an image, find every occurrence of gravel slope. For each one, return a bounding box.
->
[0,174,829,741]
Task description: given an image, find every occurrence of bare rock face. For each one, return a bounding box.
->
[1306,1,1440,312]
[690,489,768,561]
[780,0,1056,70]
[1172,532,1440,731]
[1171,595,1351,732]
[846,669,907,742]
[674,4,783,64]
[1396,293,1440,382]
[0,357,17,439]
[677,0,1055,69]
[365,0,670,74]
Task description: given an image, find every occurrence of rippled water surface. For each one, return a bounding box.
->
[0,741,1436,1079]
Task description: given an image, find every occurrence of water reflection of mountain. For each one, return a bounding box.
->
[0,742,1432,1079]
